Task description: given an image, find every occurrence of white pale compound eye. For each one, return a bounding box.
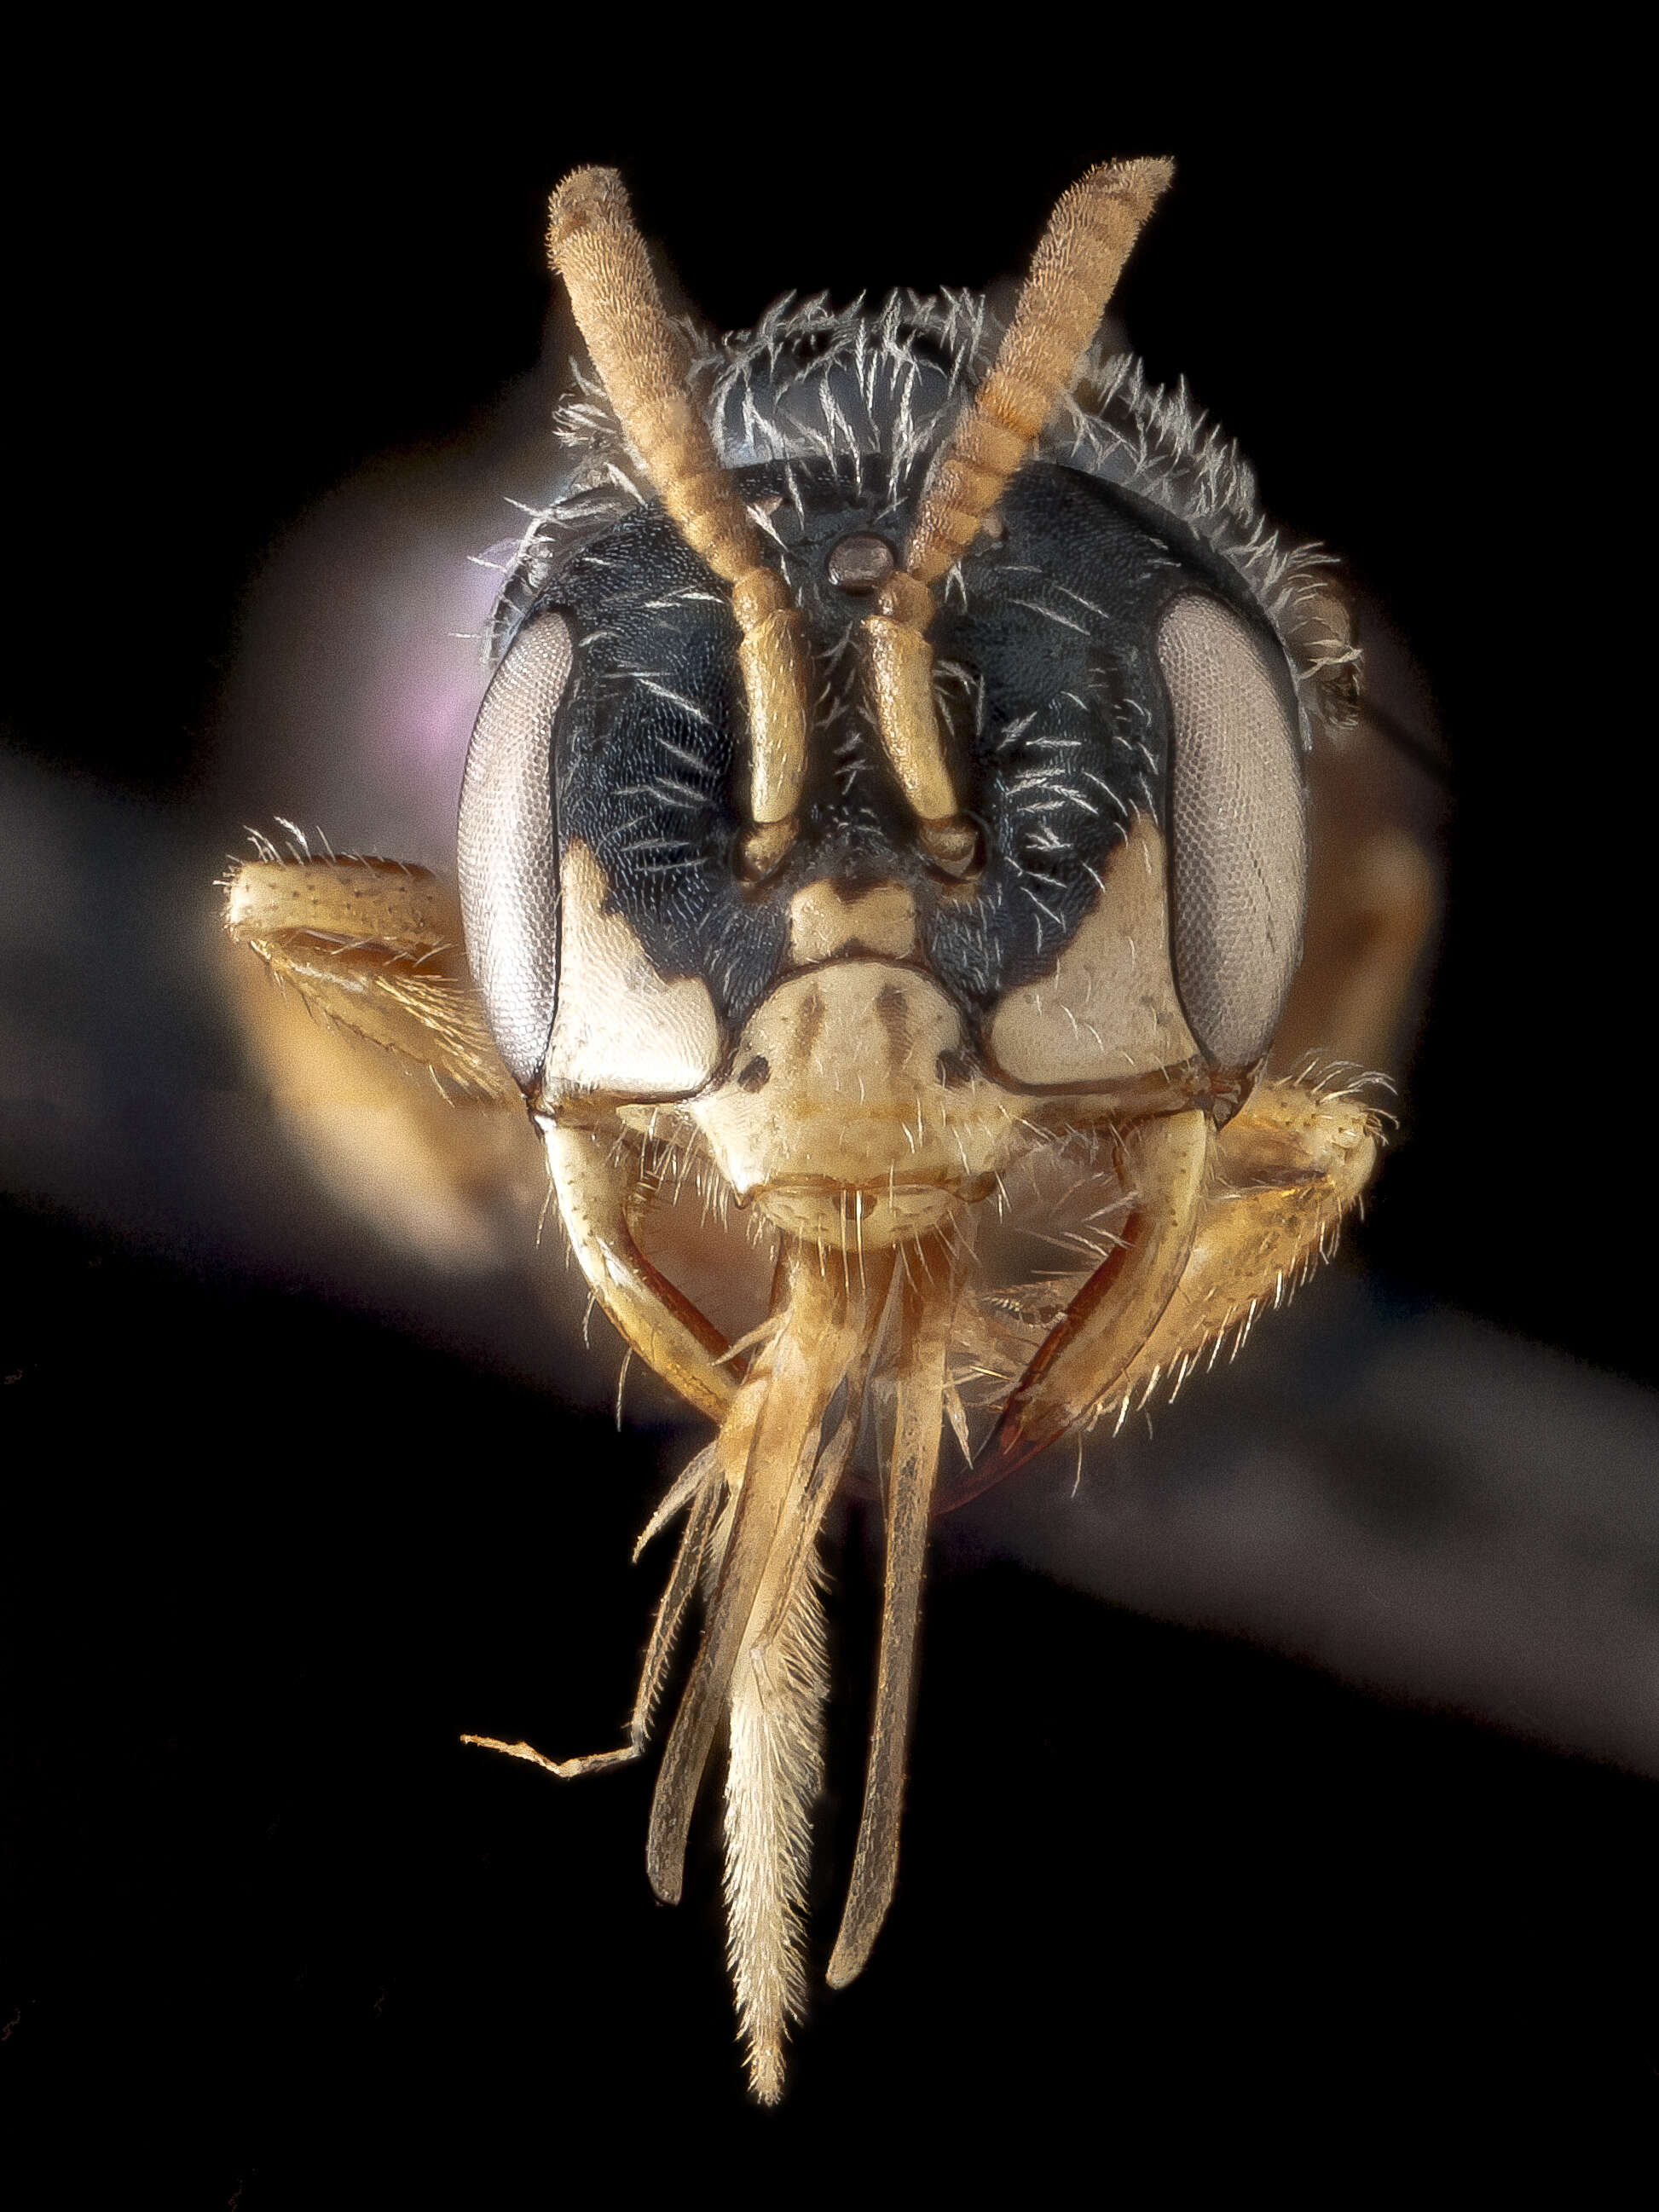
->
[1157,593,1309,1071]
[457,609,573,1089]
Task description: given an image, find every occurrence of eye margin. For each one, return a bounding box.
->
[457,608,574,1093]
[1155,591,1309,1073]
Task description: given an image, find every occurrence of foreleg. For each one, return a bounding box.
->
[976,1108,1210,1487]
[223,853,515,1099]
[542,1120,737,1427]
[1091,1076,1379,1428]
[973,1082,1378,1493]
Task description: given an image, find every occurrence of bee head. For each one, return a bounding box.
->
[459,170,1348,1239]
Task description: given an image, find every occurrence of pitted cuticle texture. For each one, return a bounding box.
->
[458,610,572,1089]
[1158,595,1307,1069]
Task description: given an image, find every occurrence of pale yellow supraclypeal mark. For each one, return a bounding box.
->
[788,879,919,965]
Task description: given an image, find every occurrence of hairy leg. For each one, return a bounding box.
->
[969,1081,1379,1494]
[223,854,514,1098]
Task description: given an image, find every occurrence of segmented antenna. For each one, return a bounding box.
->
[545,162,1171,882]
[907,159,1173,581]
[865,159,1175,872]
[546,167,810,875]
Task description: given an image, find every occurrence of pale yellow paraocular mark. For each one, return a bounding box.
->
[540,840,720,1101]
[987,814,1198,1085]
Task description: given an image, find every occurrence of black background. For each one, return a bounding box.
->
[4,40,1655,2200]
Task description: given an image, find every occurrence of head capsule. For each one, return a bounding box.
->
[457,170,1356,1240]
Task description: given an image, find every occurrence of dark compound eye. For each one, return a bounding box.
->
[457,610,573,1090]
[1156,595,1308,1070]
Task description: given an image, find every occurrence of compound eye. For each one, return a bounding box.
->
[1156,595,1308,1070]
[457,610,573,1090]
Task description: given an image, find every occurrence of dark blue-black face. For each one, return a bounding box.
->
[482,452,1292,1069]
